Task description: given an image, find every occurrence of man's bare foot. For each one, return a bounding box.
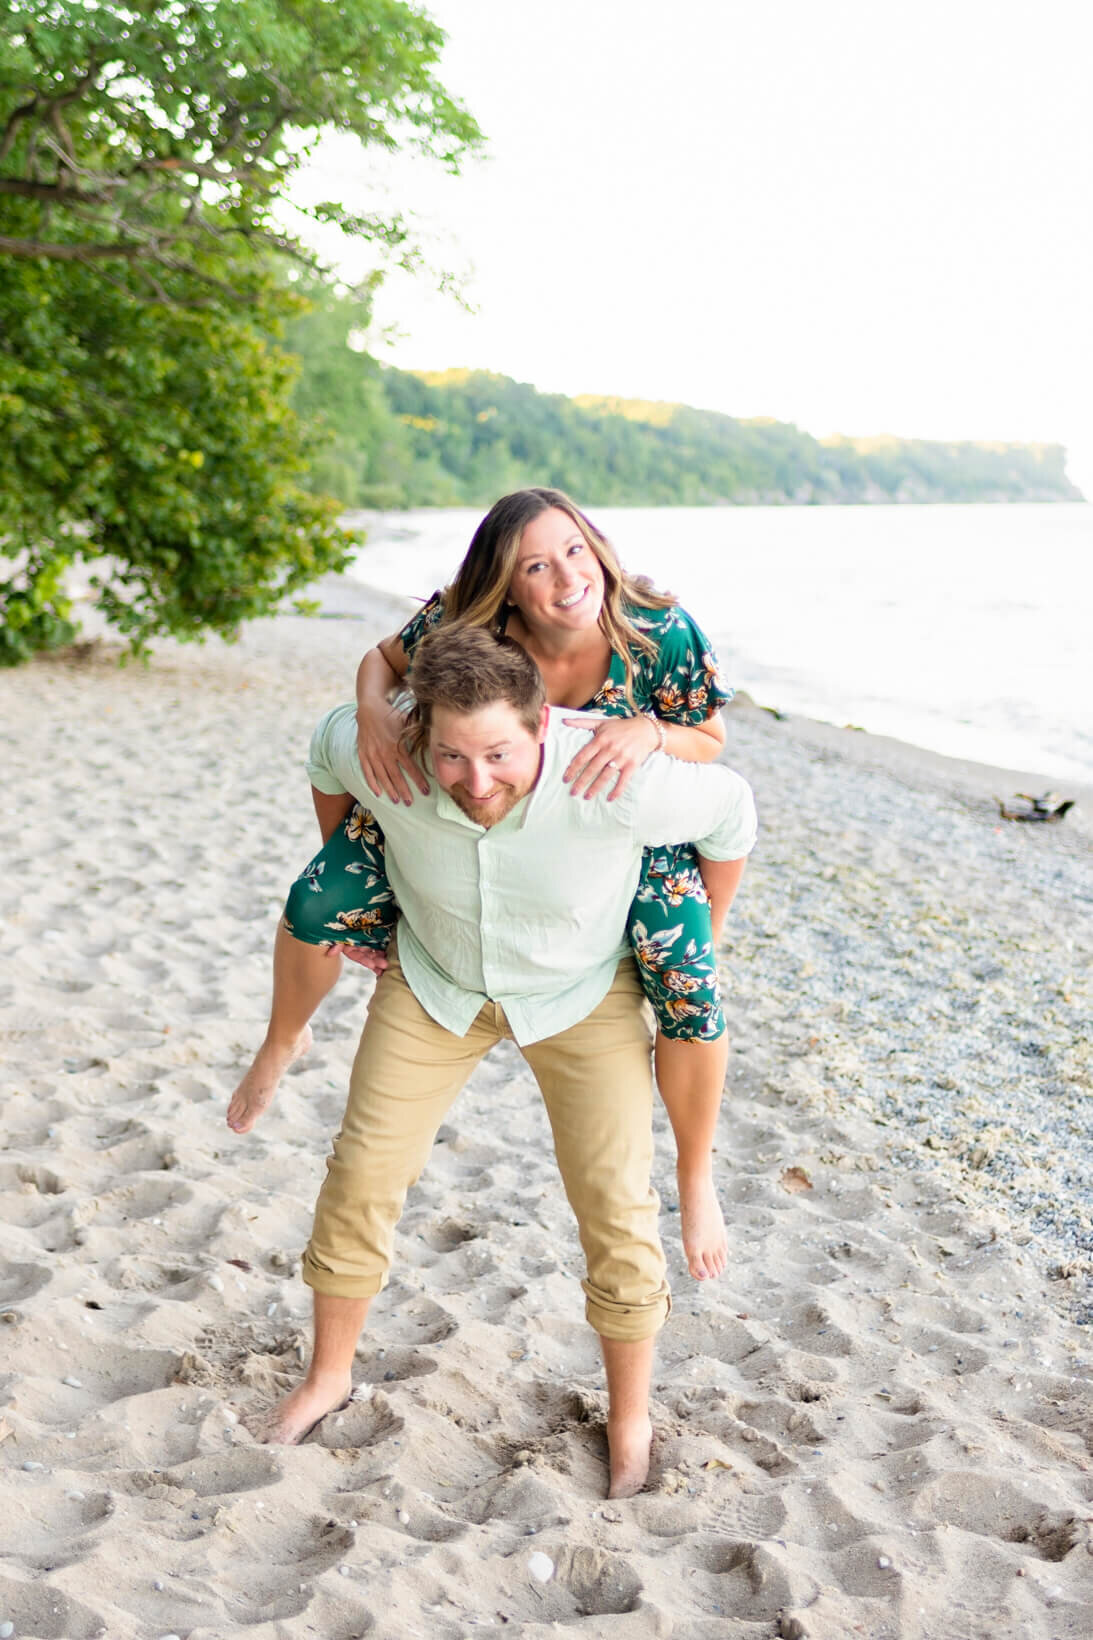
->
[227,1026,312,1133]
[606,1412,653,1498]
[253,1373,352,1445]
[678,1167,728,1281]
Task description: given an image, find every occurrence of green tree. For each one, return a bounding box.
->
[284,283,416,509]
[0,0,481,660]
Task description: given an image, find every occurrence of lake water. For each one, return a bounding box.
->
[342,503,1093,785]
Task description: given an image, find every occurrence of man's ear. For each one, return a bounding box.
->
[537,703,550,742]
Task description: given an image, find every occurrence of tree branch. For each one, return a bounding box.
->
[0,97,39,165]
[48,104,78,167]
[1,60,99,167]
[0,235,149,260]
[0,176,119,205]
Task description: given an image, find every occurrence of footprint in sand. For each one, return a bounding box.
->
[317,1390,405,1452]
[463,1543,644,1625]
[7,1487,114,1564]
[730,1394,826,1450]
[80,1176,178,1226]
[382,1493,467,1543]
[371,1293,456,1350]
[419,1215,483,1253]
[353,1346,440,1386]
[0,1260,52,1308]
[95,1131,177,1174]
[664,1312,768,1368]
[692,1540,804,1625]
[913,1469,1084,1557]
[99,1255,202,1296]
[459,1463,570,1528]
[60,1055,110,1079]
[789,1478,877,1551]
[0,1166,73,1232]
[161,1446,282,1498]
[0,1584,104,1640]
[685,1407,799,1478]
[778,1301,856,1359]
[203,1513,358,1626]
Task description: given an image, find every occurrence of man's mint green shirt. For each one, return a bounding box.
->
[307,705,757,1046]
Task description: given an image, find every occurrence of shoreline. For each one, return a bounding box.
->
[3,600,1091,1638]
[306,564,1093,837]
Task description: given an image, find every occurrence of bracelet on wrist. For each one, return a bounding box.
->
[645,714,667,753]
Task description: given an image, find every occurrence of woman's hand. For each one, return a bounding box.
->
[356,701,429,804]
[562,713,661,801]
[340,945,390,974]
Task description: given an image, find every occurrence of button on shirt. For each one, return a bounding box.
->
[307,705,757,1046]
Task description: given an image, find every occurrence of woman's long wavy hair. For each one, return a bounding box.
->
[441,488,676,706]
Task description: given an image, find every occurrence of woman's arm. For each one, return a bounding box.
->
[563,709,726,799]
[312,786,356,844]
[353,632,429,803]
[356,632,410,711]
[660,712,725,763]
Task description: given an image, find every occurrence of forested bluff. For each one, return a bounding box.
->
[289,304,1082,511]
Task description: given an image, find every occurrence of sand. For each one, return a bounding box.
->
[2,593,1091,1640]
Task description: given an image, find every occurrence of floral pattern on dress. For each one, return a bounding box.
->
[398,591,446,657]
[283,804,398,951]
[585,602,734,724]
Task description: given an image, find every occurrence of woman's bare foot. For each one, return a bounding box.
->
[227,1026,312,1133]
[253,1372,352,1445]
[678,1167,728,1280]
[606,1412,653,1498]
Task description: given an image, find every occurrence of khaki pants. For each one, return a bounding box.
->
[302,955,670,1342]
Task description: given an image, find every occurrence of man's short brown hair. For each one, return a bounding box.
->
[403,623,546,759]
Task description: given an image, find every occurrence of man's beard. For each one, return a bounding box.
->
[449,783,529,826]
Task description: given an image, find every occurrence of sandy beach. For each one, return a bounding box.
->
[3,587,1091,1640]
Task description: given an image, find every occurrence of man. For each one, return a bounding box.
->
[231,625,756,1496]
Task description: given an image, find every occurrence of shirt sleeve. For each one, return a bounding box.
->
[397,590,447,661]
[623,753,757,861]
[306,703,369,797]
[636,604,734,724]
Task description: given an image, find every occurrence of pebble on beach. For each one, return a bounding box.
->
[527,1552,555,1583]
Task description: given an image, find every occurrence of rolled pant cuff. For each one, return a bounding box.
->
[583,1281,671,1342]
[302,1246,387,1300]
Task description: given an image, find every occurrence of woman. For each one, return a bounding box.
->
[228,490,747,1281]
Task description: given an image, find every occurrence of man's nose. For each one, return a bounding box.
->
[465,762,494,795]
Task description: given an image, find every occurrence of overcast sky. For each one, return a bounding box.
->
[294,0,1093,492]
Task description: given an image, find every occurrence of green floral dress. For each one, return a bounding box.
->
[284,596,735,1042]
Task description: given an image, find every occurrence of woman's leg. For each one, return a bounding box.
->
[227,920,344,1133]
[652,1033,729,1280]
[227,804,398,1133]
[629,846,730,1282]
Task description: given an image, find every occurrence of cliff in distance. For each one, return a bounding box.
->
[285,300,1083,510]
